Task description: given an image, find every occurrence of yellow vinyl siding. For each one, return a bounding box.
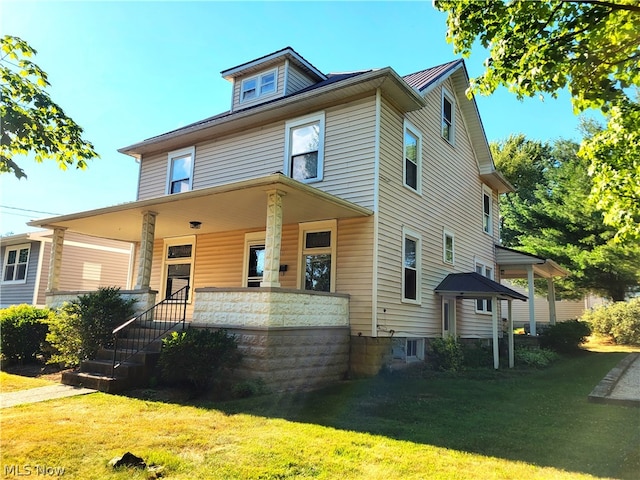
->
[138,151,168,200]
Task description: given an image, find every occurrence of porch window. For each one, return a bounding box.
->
[299,220,336,292]
[243,232,266,287]
[402,227,421,303]
[483,186,493,235]
[162,236,195,301]
[475,261,494,314]
[404,120,422,193]
[166,147,195,194]
[442,87,455,143]
[2,244,30,283]
[284,112,325,183]
[241,68,277,102]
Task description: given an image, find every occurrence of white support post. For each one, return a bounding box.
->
[47,227,66,292]
[547,277,557,325]
[492,295,499,369]
[508,300,514,368]
[527,265,536,336]
[261,189,285,288]
[135,211,157,289]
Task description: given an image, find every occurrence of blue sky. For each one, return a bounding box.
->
[1,1,586,236]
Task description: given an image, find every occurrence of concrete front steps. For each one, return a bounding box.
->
[62,322,182,393]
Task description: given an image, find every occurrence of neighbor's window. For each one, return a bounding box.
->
[443,230,455,265]
[162,236,195,301]
[285,112,325,183]
[482,186,493,235]
[442,87,455,143]
[404,120,422,193]
[2,244,30,283]
[402,227,421,303]
[475,261,494,314]
[166,147,195,194]
[241,68,278,102]
[299,220,336,292]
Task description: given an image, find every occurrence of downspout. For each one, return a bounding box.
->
[371,88,382,337]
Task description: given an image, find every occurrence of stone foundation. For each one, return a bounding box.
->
[349,336,393,377]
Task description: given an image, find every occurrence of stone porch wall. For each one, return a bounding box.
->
[45,289,158,316]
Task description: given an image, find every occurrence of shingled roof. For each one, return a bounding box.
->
[403,59,463,92]
[435,272,528,301]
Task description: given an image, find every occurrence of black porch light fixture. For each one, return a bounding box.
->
[189,221,202,229]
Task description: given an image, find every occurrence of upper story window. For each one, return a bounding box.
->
[402,227,421,304]
[442,87,455,144]
[284,112,325,184]
[2,244,30,283]
[166,147,195,194]
[443,230,455,265]
[241,68,278,102]
[403,120,422,193]
[482,186,493,235]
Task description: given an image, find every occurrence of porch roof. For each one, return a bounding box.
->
[28,174,373,242]
[435,272,528,301]
[496,245,570,279]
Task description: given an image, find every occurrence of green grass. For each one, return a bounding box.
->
[1,351,638,479]
[0,371,55,392]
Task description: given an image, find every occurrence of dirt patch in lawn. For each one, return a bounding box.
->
[1,362,68,383]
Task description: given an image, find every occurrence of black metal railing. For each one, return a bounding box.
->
[111,286,189,378]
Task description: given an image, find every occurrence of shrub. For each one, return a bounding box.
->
[0,304,53,363]
[514,346,559,368]
[231,378,268,399]
[46,287,136,367]
[583,298,640,345]
[428,336,464,372]
[539,319,591,353]
[159,328,241,391]
[461,341,493,369]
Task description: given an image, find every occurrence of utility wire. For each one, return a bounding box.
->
[0,205,62,216]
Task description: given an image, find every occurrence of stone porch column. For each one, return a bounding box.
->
[135,211,157,289]
[46,227,66,292]
[547,277,557,325]
[527,265,536,336]
[261,189,285,288]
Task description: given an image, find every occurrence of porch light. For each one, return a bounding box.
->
[189,221,202,229]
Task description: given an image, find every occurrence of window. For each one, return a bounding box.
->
[442,88,455,143]
[403,120,422,193]
[406,338,424,361]
[482,186,493,235]
[284,112,325,183]
[2,244,30,283]
[402,227,421,303]
[475,261,494,314]
[241,68,278,102]
[162,236,195,301]
[443,230,455,265]
[166,147,195,194]
[299,220,336,292]
[243,232,266,287]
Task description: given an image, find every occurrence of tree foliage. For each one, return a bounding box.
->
[435,0,640,240]
[493,134,640,301]
[0,35,99,179]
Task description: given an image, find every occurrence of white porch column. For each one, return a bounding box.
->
[492,295,499,369]
[527,265,536,336]
[46,227,66,292]
[508,300,514,368]
[261,189,285,288]
[547,277,557,325]
[135,211,157,289]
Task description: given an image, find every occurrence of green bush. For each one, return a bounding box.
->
[461,341,493,369]
[46,287,136,367]
[231,378,268,399]
[0,304,53,363]
[428,336,464,372]
[539,319,591,353]
[583,298,640,345]
[159,328,241,391]
[514,346,559,368]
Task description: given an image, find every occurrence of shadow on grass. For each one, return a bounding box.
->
[123,350,639,480]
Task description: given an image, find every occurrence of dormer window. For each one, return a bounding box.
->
[241,68,278,102]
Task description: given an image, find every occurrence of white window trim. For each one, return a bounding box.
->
[474,257,495,315]
[284,111,325,184]
[403,119,422,194]
[406,338,425,362]
[240,67,278,103]
[242,231,266,287]
[441,87,456,145]
[482,185,494,236]
[402,226,421,305]
[165,146,195,195]
[443,229,455,265]
[161,236,196,303]
[297,219,336,292]
[2,243,30,284]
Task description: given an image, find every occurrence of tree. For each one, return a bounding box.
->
[434,0,640,240]
[1,35,98,179]
[493,134,640,301]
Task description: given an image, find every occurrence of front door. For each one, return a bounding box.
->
[442,297,456,337]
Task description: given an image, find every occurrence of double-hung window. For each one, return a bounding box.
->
[284,112,325,183]
[162,236,195,301]
[442,87,455,143]
[403,120,422,193]
[2,244,30,283]
[166,147,195,194]
[443,230,455,265]
[299,220,336,292]
[475,261,494,313]
[241,68,277,102]
[402,227,421,303]
[482,186,493,235]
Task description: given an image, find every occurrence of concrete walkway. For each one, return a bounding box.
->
[588,353,640,407]
[0,384,96,409]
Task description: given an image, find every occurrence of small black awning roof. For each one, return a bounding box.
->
[435,272,528,301]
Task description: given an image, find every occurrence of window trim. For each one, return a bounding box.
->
[403,119,422,194]
[443,229,455,265]
[406,338,425,362]
[240,67,278,103]
[284,111,325,184]
[242,231,266,287]
[2,243,30,284]
[160,236,196,303]
[475,257,494,315]
[402,226,421,304]
[297,219,336,292]
[482,185,494,236]
[165,146,195,195]
[441,87,455,145]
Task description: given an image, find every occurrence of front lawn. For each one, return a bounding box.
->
[1,351,638,479]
